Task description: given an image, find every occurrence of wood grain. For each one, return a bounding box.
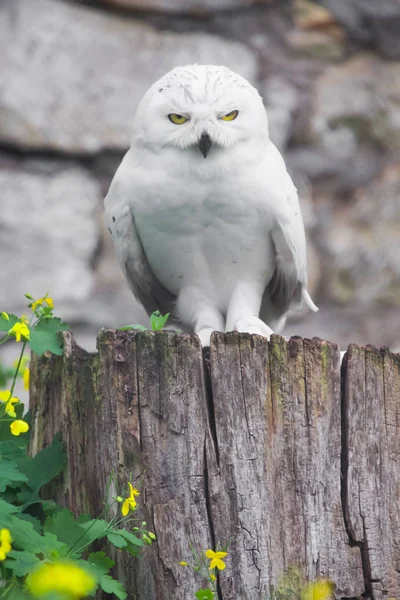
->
[30,331,400,599]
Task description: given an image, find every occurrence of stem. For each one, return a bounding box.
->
[1,582,15,598]
[67,501,117,556]
[9,342,27,398]
[70,510,142,557]
[70,523,114,558]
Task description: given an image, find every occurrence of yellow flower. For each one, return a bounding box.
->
[10,420,29,436]
[121,482,140,516]
[0,390,19,417]
[210,573,216,581]
[8,321,30,342]
[32,295,54,311]
[0,528,12,561]
[301,579,334,600]
[26,560,96,599]
[179,561,189,567]
[205,549,227,571]
[23,367,30,390]
[13,355,29,369]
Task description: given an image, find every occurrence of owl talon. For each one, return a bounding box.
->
[233,317,274,340]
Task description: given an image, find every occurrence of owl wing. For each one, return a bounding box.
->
[260,151,318,327]
[104,155,176,318]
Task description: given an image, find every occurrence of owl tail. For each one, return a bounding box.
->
[303,289,319,312]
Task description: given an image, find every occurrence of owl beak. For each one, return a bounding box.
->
[197,133,212,158]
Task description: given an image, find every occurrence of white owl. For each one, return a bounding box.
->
[105,65,317,346]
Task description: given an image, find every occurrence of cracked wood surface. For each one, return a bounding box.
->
[29,330,400,599]
[342,345,400,599]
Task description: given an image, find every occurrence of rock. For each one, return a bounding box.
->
[287,0,345,60]
[263,76,299,150]
[89,0,270,12]
[0,159,101,315]
[294,0,339,31]
[287,144,382,192]
[321,162,400,307]
[318,0,400,59]
[310,53,400,152]
[0,0,258,153]
[285,29,345,61]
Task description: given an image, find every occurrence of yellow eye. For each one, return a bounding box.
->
[221,110,239,121]
[168,113,189,125]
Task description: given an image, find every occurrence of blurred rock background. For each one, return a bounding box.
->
[1,0,399,353]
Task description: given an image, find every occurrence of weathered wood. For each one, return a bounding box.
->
[342,345,400,599]
[29,331,400,600]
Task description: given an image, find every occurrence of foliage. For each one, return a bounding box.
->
[270,566,305,599]
[1,293,336,599]
[176,533,334,600]
[269,567,334,600]
[118,310,170,332]
[0,293,69,357]
[0,295,156,599]
[178,542,229,599]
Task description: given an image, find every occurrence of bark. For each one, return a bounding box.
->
[29,330,400,599]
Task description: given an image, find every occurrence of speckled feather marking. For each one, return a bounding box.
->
[150,64,255,106]
[106,63,317,344]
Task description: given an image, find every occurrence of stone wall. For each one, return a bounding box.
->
[1,0,399,352]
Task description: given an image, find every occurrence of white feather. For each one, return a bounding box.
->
[105,65,318,345]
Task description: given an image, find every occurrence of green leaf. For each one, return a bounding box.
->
[118,324,147,331]
[3,582,33,600]
[0,514,67,557]
[16,433,66,505]
[0,457,28,492]
[195,589,215,600]
[0,313,19,332]
[98,574,127,600]
[81,554,126,598]
[76,513,91,524]
[78,519,110,545]
[107,532,127,548]
[0,438,28,460]
[19,513,42,533]
[87,551,115,576]
[0,498,19,517]
[150,311,170,331]
[117,529,144,547]
[44,509,92,553]
[0,403,27,443]
[28,317,70,356]
[3,549,41,576]
[110,529,144,557]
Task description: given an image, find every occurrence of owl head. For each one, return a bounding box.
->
[132,65,269,162]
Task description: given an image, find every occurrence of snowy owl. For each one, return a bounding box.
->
[105,65,318,346]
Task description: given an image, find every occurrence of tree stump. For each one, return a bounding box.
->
[29,331,400,600]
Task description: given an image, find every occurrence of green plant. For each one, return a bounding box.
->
[270,566,304,599]
[269,567,334,600]
[178,543,229,599]
[0,295,155,599]
[119,310,170,332]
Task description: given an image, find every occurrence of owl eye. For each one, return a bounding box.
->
[168,113,189,125]
[221,110,239,121]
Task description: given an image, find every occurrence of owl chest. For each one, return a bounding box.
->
[133,176,274,297]
[134,178,271,240]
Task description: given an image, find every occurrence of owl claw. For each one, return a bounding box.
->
[233,317,274,340]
